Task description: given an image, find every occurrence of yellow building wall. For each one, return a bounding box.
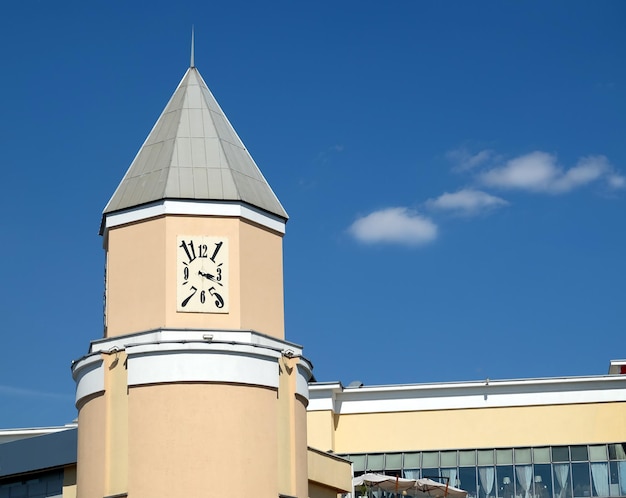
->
[308,410,337,453]
[62,465,76,498]
[309,481,346,498]
[309,402,626,454]
[308,447,353,495]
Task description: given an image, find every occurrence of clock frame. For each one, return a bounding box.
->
[176,235,229,313]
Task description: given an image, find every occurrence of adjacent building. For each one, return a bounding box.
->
[309,360,626,498]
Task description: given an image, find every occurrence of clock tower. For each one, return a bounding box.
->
[72,54,311,497]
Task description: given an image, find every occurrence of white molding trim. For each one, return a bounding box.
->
[308,376,626,414]
[103,200,286,234]
[72,329,312,405]
[126,342,282,388]
[72,355,104,405]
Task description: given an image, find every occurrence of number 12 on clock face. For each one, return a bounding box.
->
[176,236,229,313]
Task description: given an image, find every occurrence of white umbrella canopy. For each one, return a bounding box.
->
[353,473,468,498]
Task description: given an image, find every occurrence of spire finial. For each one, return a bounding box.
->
[190,26,195,68]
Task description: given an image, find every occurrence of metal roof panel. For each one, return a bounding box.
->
[102,66,287,220]
[0,428,77,478]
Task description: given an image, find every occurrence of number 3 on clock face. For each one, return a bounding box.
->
[176,236,229,313]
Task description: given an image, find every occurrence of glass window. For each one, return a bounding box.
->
[496,465,515,498]
[441,468,460,488]
[459,466,478,498]
[514,464,533,498]
[534,448,551,464]
[27,480,46,496]
[590,462,610,497]
[0,470,62,498]
[10,486,27,498]
[423,452,439,468]
[608,444,626,461]
[571,462,591,498]
[589,445,608,462]
[351,455,367,472]
[404,468,420,480]
[553,447,570,463]
[533,464,553,498]
[460,450,477,467]
[404,452,420,469]
[554,463,572,498]
[497,449,513,465]
[478,450,495,465]
[368,454,384,472]
[608,461,623,496]
[571,446,589,462]
[478,467,496,498]
[514,448,532,465]
[422,468,439,481]
[441,451,458,467]
[386,453,402,471]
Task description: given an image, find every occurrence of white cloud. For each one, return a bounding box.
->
[608,174,626,189]
[446,147,496,171]
[552,155,611,192]
[348,207,437,246]
[480,152,619,193]
[426,189,509,215]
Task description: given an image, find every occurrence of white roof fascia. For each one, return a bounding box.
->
[87,328,302,356]
[102,199,286,236]
[307,375,626,414]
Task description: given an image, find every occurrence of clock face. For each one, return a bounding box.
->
[177,236,229,313]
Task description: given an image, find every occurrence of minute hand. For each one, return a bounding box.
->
[198,270,223,286]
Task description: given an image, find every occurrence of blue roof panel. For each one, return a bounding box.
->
[0,428,77,478]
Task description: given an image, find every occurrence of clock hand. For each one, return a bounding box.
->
[198,270,223,286]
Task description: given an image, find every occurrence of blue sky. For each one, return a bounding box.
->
[1,1,624,428]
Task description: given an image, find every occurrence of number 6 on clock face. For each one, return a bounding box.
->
[176,236,229,313]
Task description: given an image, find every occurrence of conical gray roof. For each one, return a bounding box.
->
[103,66,288,220]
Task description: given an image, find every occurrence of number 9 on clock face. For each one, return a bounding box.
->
[176,236,229,313]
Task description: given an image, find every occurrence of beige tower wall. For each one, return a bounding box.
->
[76,394,106,498]
[294,396,311,497]
[239,219,285,337]
[73,337,320,498]
[105,218,168,335]
[105,215,284,339]
[127,383,279,496]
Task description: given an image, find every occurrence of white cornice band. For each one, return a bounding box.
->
[72,354,104,405]
[308,375,626,414]
[72,329,312,406]
[103,199,286,235]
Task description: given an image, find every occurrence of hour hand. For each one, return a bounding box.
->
[198,270,222,286]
